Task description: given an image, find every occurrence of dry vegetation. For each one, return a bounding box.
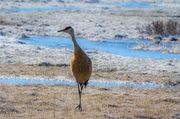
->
[137,20,180,36]
[0,84,179,119]
[0,64,178,84]
[0,64,179,118]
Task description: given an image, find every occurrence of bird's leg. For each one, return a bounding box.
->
[81,85,83,91]
[75,83,82,111]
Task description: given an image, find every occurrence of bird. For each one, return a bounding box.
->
[58,26,92,111]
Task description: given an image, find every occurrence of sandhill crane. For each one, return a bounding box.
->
[58,26,92,111]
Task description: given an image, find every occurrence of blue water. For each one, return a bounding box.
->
[0,1,162,14]
[2,6,80,12]
[113,1,160,9]
[0,76,162,89]
[20,36,180,59]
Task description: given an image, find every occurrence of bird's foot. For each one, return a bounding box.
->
[75,104,82,111]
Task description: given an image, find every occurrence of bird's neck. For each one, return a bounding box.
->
[70,33,81,53]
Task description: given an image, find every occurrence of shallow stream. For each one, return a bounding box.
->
[0,1,162,13]
[1,6,80,12]
[112,1,161,9]
[21,36,180,59]
[0,76,162,89]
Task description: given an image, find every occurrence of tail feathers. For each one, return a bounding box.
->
[84,80,89,88]
[80,79,89,88]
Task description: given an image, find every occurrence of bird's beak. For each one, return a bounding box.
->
[57,29,65,32]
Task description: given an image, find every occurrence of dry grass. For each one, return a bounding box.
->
[0,64,179,118]
[0,18,16,26]
[0,64,71,78]
[0,84,179,119]
[0,64,177,84]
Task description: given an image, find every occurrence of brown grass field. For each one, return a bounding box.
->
[0,64,179,119]
[0,84,179,119]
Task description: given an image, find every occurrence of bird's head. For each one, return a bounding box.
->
[58,26,74,35]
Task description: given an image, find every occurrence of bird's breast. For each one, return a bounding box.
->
[70,55,92,83]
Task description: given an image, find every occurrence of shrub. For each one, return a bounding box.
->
[152,21,164,35]
[137,20,180,36]
[165,20,178,35]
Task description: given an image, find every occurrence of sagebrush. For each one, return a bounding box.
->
[137,20,180,36]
